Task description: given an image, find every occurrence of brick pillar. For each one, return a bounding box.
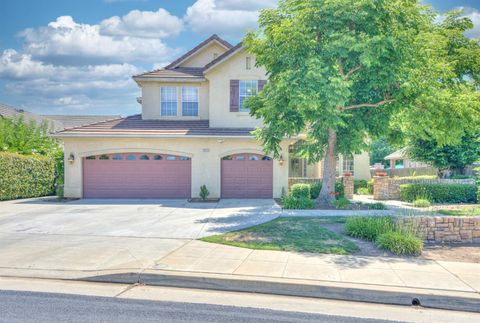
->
[342,175,354,199]
[373,176,390,200]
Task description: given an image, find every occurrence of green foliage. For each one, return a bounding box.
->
[333,197,351,209]
[354,180,368,193]
[290,183,311,199]
[370,139,395,168]
[367,180,374,194]
[309,181,344,199]
[345,216,394,242]
[413,199,431,208]
[0,116,60,156]
[376,231,423,255]
[281,196,315,209]
[199,185,210,201]
[310,182,322,199]
[407,133,480,174]
[367,203,386,210]
[449,175,473,179]
[400,183,477,203]
[437,206,480,217]
[357,187,370,195]
[0,152,55,200]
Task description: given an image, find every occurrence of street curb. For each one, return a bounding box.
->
[80,270,480,313]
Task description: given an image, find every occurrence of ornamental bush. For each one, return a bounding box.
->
[0,152,55,200]
[308,181,345,199]
[290,183,311,199]
[354,180,368,193]
[367,179,374,194]
[399,183,477,203]
[376,231,423,255]
[281,196,315,209]
[345,216,394,242]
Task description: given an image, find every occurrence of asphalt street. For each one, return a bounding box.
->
[0,290,400,323]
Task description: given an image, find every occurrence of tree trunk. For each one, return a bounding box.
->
[317,128,337,205]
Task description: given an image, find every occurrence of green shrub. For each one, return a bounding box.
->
[282,196,315,209]
[354,180,368,193]
[367,179,374,194]
[199,184,210,201]
[291,183,311,199]
[376,231,423,255]
[399,183,477,203]
[367,202,386,210]
[300,181,344,199]
[0,152,55,200]
[310,182,322,199]
[333,197,351,209]
[449,175,473,179]
[413,198,431,208]
[357,187,370,195]
[345,216,394,241]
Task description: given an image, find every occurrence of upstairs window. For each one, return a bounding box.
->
[182,87,199,116]
[239,80,258,112]
[161,87,177,116]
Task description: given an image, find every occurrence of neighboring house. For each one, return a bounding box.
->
[0,102,119,131]
[53,35,370,199]
[384,148,429,169]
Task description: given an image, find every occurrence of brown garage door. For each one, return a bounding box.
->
[221,153,273,198]
[83,153,191,198]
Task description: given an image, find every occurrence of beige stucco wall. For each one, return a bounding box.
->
[141,81,209,120]
[63,137,291,199]
[179,42,228,68]
[302,152,371,181]
[205,49,267,128]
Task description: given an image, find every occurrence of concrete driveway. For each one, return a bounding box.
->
[0,198,280,275]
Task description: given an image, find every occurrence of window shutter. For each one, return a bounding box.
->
[230,80,239,112]
[258,80,267,91]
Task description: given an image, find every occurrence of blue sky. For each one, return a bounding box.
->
[0,0,478,116]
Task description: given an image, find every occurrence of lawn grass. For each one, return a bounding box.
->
[437,206,480,217]
[201,217,358,255]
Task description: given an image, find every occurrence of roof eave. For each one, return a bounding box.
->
[133,76,206,83]
[203,44,244,74]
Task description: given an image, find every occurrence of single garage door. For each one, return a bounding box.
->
[221,153,273,198]
[83,153,191,198]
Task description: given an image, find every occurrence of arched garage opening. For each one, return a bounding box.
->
[221,153,273,198]
[83,152,191,198]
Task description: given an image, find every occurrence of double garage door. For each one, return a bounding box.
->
[83,152,273,199]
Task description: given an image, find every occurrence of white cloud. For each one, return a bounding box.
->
[100,8,183,38]
[462,7,480,39]
[19,15,179,65]
[185,0,276,38]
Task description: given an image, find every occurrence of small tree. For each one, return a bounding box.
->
[245,1,479,205]
[370,139,395,168]
[408,133,480,175]
[199,185,210,201]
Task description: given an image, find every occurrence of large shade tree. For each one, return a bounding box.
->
[244,0,480,204]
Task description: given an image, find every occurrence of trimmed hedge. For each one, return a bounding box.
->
[0,152,55,200]
[399,183,477,204]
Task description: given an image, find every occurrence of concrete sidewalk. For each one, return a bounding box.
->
[153,240,480,293]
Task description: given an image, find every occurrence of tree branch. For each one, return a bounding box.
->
[337,58,361,81]
[342,99,395,111]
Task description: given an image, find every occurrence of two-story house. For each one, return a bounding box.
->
[54,35,370,199]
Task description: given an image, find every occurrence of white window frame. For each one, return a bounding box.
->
[239,80,258,112]
[181,87,199,116]
[160,86,178,116]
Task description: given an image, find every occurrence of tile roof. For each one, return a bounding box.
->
[134,67,205,79]
[53,114,255,138]
[41,114,121,129]
[164,34,232,69]
[0,102,121,131]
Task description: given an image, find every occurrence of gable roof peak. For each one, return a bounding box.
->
[164,34,233,69]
